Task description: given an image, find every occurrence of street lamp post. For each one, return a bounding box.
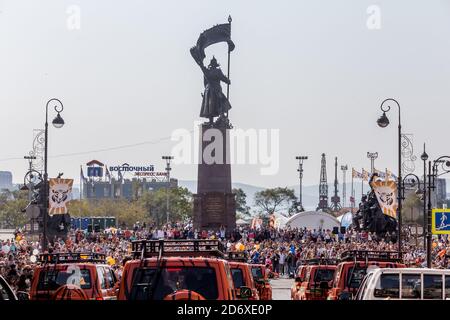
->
[296,156,308,212]
[426,156,450,268]
[400,173,425,232]
[367,152,378,174]
[42,98,65,251]
[420,144,428,250]
[377,98,402,255]
[162,156,174,225]
[341,165,348,208]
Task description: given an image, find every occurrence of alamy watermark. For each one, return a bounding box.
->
[171,121,280,176]
[366,5,381,30]
[66,5,81,30]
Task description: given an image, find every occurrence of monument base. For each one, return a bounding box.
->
[193,192,236,231]
[193,122,236,232]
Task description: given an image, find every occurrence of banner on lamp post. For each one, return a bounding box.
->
[48,178,74,216]
[370,179,398,219]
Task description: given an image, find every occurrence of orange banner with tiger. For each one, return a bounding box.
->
[49,178,74,215]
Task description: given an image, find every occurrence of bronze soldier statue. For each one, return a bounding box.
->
[196,56,231,124]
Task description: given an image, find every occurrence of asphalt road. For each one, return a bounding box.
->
[270,278,294,300]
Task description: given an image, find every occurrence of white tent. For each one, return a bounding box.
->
[337,211,353,228]
[285,211,340,231]
[236,218,250,225]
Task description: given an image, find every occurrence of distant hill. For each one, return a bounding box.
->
[178,180,372,212]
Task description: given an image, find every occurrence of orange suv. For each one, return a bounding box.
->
[291,264,308,300]
[327,250,405,300]
[295,259,338,300]
[250,264,272,300]
[226,252,259,300]
[117,240,246,300]
[30,253,118,300]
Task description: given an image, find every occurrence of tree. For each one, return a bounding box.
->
[254,187,298,217]
[233,188,251,219]
[0,190,29,228]
[67,198,148,228]
[402,192,424,224]
[139,187,193,227]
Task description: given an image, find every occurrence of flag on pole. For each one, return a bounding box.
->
[48,178,74,216]
[386,169,397,181]
[352,168,363,179]
[362,169,370,181]
[374,168,386,179]
[190,23,235,65]
[370,179,398,219]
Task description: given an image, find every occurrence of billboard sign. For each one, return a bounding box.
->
[109,163,154,175]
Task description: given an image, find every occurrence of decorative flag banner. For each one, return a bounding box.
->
[352,168,363,179]
[374,168,386,179]
[370,179,398,219]
[386,169,398,181]
[49,178,74,215]
[362,169,370,181]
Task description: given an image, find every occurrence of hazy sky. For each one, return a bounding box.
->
[1,0,450,189]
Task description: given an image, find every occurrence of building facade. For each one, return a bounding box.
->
[0,171,13,191]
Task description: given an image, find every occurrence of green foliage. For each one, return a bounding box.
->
[254,187,297,217]
[233,188,251,217]
[402,192,424,224]
[139,187,193,227]
[0,190,29,228]
[67,186,193,228]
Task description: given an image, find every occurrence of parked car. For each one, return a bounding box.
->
[0,275,17,300]
[30,253,118,300]
[355,267,450,300]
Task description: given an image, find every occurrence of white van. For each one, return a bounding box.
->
[355,268,450,300]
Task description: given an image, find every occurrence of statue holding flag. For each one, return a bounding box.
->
[190,16,234,126]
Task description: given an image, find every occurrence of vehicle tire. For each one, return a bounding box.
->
[51,284,89,300]
[163,290,206,300]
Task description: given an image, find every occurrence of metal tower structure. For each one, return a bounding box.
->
[340,164,348,208]
[330,157,342,212]
[316,153,330,211]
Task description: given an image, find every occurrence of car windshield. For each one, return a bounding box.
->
[346,267,368,289]
[251,267,263,280]
[129,267,218,300]
[231,268,245,288]
[313,269,335,283]
[37,268,92,290]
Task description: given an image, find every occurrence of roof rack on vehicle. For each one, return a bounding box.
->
[226,251,248,262]
[304,258,339,265]
[38,253,106,264]
[340,250,402,262]
[131,239,226,259]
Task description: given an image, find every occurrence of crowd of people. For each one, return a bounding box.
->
[1,220,450,295]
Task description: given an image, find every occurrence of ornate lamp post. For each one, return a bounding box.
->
[377,98,402,254]
[162,156,174,225]
[367,152,378,174]
[420,145,428,250]
[42,98,65,251]
[426,156,450,267]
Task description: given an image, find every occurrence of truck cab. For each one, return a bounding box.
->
[327,250,405,300]
[118,240,241,300]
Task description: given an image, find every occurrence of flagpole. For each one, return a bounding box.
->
[351,169,354,212]
[361,168,364,198]
[80,165,82,200]
[226,15,232,102]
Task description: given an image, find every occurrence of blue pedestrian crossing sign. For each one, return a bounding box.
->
[432,209,450,234]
